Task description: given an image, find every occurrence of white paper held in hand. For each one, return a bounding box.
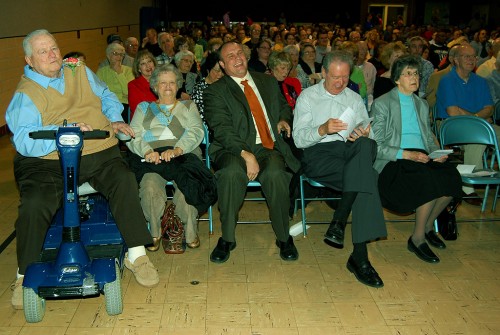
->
[337,107,373,141]
[428,149,453,159]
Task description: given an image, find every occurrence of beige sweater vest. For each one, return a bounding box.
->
[16,66,118,159]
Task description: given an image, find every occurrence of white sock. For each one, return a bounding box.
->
[127,246,147,263]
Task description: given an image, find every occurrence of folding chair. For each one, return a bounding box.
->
[236,180,271,224]
[299,175,342,237]
[439,115,500,212]
[198,123,214,233]
[494,101,500,126]
[165,123,214,234]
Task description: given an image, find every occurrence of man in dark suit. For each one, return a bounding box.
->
[203,41,300,263]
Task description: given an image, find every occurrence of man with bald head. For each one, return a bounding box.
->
[436,43,496,205]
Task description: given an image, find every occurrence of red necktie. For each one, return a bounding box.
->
[241,80,274,149]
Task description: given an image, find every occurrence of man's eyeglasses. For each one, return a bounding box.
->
[401,71,419,78]
[460,55,479,61]
[112,51,125,57]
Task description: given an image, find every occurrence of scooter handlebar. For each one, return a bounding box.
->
[29,130,57,139]
[29,130,110,140]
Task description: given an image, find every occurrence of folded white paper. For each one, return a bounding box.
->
[456,164,475,175]
[337,107,373,141]
[289,221,309,236]
[428,149,453,159]
[461,170,498,177]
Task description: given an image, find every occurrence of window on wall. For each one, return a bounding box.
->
[368,4,407,30]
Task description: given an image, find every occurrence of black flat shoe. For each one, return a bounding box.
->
[407,237,440,263]
[275,235,299,261]
[346,255,384,288]
[210,237,236,264]
[425,231,446,249]
[324,220,346,249]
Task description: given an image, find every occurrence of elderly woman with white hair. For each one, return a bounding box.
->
[126,64,216,252]
[174,50,200,100]
[96,42,134,121]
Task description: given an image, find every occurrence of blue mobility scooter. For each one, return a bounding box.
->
[23,124,127,323]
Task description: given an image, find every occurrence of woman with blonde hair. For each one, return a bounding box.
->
[373,41,407,99]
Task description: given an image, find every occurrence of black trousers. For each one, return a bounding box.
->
[13,146,152,274]
[301,138,387,243]
[213,145,292,242]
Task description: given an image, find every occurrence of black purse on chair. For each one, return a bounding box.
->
[437,199,460,240]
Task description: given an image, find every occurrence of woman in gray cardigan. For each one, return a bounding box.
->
[371,55,462,264]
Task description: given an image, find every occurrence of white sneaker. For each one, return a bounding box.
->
[124,255,159,287]
[11,277,23,310]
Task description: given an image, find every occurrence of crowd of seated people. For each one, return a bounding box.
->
[7,16,499,312]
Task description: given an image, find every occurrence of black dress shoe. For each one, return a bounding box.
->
[407,237,440,263]
[275,235,299,261]
[425,231,446,249]
[210,237,236,264]
[346,255,384,288]
[324,220,346,248]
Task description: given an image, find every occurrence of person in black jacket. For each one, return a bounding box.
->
[204,41,300,264]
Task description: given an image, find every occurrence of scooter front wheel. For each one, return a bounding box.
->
[23,287,46,323]
[104,262,123,315]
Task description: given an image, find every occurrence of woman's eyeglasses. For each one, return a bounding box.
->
[401,71,419,78]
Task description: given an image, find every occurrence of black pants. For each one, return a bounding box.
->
[13,146,151,274]
[301,138,387,243]
[213,146,292,242]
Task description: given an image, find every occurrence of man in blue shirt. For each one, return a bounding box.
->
[6,29,159,310]
[436,43,495,205]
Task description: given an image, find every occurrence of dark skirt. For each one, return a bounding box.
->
[378,159,462,213]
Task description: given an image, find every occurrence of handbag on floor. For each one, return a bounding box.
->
[437,199,460,240]
[160,202,186,254]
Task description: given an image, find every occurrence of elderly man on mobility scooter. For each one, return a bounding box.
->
[6,29,160,312]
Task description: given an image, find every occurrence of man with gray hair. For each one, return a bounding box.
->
[125,36,139,59]
[156,32,175,65]
[6,29,160,310]
[476,37,500,78]
[293,50,387,288]
[407,36,434,98]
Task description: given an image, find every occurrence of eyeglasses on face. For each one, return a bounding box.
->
[401,71,419,78]
[460,55,478,61]
[112,51,125,57]
[139,59,154,66]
